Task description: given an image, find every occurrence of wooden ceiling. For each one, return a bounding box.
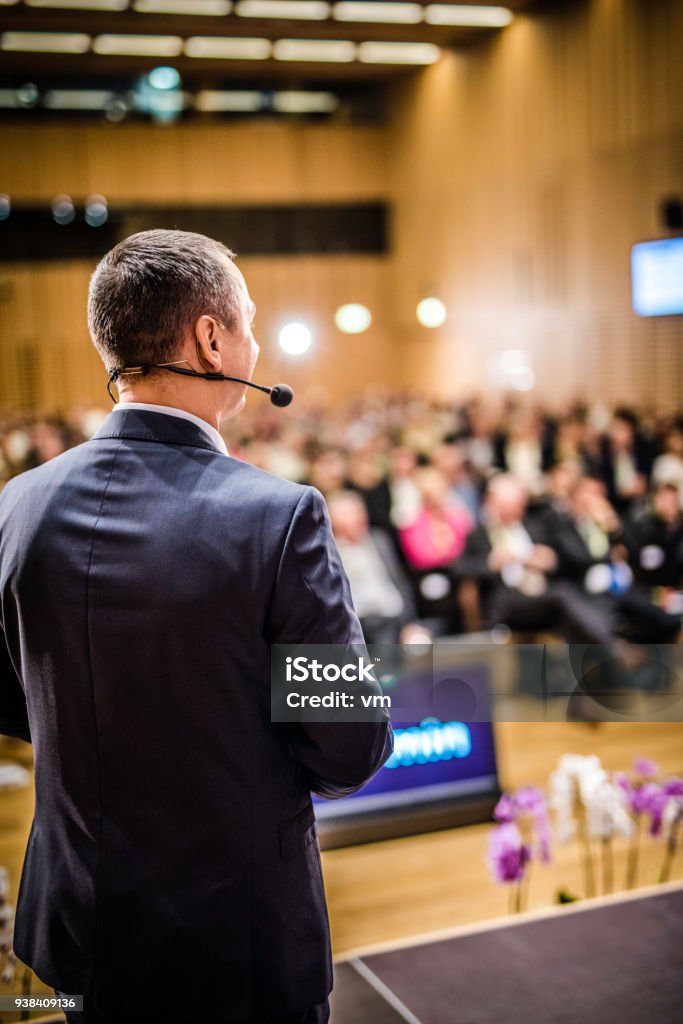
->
[0,1,543,87]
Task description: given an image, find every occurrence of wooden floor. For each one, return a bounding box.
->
[1,721,682,998]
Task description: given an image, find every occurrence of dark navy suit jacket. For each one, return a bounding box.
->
[0,408,392,1021]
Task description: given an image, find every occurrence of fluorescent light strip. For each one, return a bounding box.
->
[273,90,338,113]
[235,1,330,18]
[0,89,20,106]
[185,36,271,58]
[27,0,128,9]
[358,41,440,64]
[195,90,262,111]
[1,31,91,53]
[44,89,114,109]
[0,1,19,6]
[334,2,422,24]
[273,38,355,62]
[93,34,184,55]
[424,5,513,27]
[133,0,232,14]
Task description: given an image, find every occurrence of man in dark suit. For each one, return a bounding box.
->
[541,474,680,643]
[0,229,392,1024]
[457,473,610,643]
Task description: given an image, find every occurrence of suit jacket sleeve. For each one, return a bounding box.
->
[0,621,31,743]
[267,487,393,799]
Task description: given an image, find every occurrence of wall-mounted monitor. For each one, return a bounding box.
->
[631,237,683,316]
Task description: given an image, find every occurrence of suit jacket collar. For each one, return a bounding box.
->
[92,408,226,456]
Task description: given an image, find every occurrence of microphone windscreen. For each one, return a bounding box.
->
[270,384,294,408]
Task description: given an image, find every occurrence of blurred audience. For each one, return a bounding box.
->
[328,490,419,645]
[2,392,681,648]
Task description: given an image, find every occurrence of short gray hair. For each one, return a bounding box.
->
[87,228,242,371]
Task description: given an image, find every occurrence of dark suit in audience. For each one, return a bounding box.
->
[542,476,681,643]
[457,475,610,643]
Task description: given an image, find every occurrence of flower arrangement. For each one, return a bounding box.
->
[487,755,683,912]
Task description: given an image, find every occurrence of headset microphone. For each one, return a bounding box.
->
[107,363,294,407]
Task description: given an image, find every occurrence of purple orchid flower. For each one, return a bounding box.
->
[633,757,659,778]
[487,823,531,884]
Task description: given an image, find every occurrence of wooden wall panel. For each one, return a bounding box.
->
[0,119,392,411]
[388,0,683,408]
[2,121,385,204]
[0,255,397,414]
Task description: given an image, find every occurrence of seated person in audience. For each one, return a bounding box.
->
[457,473,611,642]
[388,444,422,529]
[306,446,347,496]
[398,467,473,572]
[547,475,681,642]
[599,408,650,517]
[328,490,422,645]
[346,445,393,532]
[651,419,683,504]
[626,482,683,603]
[493,408,554,498]
[430,441,480,518]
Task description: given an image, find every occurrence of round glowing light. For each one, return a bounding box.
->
[0,195,10,222]
[279,322,312,355]
[416,296,446,328]
[51,194,75,226]
[148,65,181,90]
[334,303,372,334]
[509,365,535,391]
[85,193,108,227]
[16,82,39,109]
[105,96,128,122]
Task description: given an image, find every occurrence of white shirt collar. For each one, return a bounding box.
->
[113,402,229,456]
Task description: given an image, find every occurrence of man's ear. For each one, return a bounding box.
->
[194,315,223,372]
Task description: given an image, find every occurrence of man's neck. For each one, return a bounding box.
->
[116,389,220,432]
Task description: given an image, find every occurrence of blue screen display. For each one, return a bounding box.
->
[631,237,683,316]
[313,661,498,822]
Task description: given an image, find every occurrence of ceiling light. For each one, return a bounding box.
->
[0,1,19,6]
[27,0,128,9]
[44,89,114,109]
[416,297,446,327]
[359,41,440,64]
[195,89,263,111]
[51,194,76,226]
[0,195,10,221]
[279,322,312,356]
[185,36,271,59]
[1,31,91,53]
[333,2,422,24]
[424,5,513,27]
[93,34,184,56]
[236,1,330,19]
[335,303,371,334]
[16,82,40,105]
[0,90,20,107]
[85,194,109,227]
[273,38,355,62]
[134,0,233,14]
[105,96,129,121]
[273,90,338,113]
[147,65,181,89]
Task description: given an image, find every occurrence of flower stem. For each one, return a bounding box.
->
[659,809,681,885]
[601,837,613,895]
[577,802,595,898]
[626,815,641,889]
